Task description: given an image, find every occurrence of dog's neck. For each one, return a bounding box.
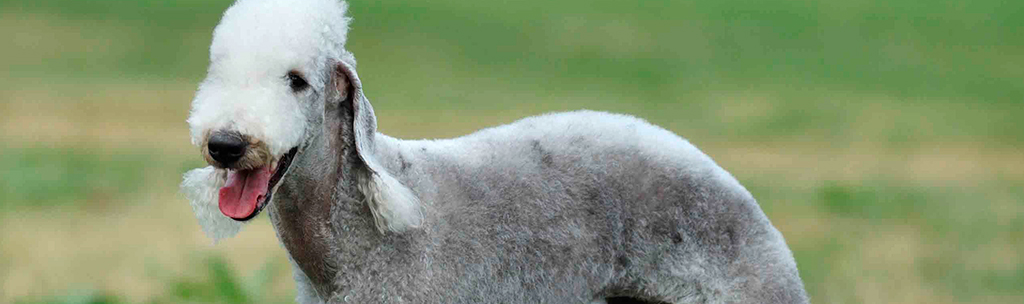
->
[267,130,391,299]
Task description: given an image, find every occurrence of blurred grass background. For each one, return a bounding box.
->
[1,0,1022,303]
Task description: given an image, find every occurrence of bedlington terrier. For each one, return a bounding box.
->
[180,0,809,303]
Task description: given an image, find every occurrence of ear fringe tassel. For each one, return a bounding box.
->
[357,171,424,233]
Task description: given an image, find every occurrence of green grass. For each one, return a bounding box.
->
[0,146,151,208]
[816,180,932,220]
[745,177,1024,302]
[157,256,289,304]
[14,290,122,304]
[4,0,1024,103]
[13,255,291,304]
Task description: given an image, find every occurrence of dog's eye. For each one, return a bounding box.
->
[286,72,309,91]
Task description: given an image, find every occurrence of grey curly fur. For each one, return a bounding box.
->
[271,107,809,303]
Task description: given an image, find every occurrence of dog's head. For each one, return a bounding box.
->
[182,0,420,240]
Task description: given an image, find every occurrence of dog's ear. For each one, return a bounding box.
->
[331,59,423,233]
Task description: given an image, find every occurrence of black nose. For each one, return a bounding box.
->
[207,132,247,166]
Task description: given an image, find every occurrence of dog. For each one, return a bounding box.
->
[181,0,809,303]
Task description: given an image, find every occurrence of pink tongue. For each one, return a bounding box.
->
[219,167,272,219]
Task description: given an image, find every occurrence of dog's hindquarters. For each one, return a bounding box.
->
[491,111,808,303]
[601,167,808,304]
[606,189,806,302]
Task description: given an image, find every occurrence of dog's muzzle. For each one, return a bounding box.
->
[200,130,298,221]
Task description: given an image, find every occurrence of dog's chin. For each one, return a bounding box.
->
[223,146,300,222]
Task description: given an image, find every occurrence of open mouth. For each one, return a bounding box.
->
[218,147,298,221]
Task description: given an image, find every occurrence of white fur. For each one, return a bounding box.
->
[181,166,243,241]
[187,0,351,158]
